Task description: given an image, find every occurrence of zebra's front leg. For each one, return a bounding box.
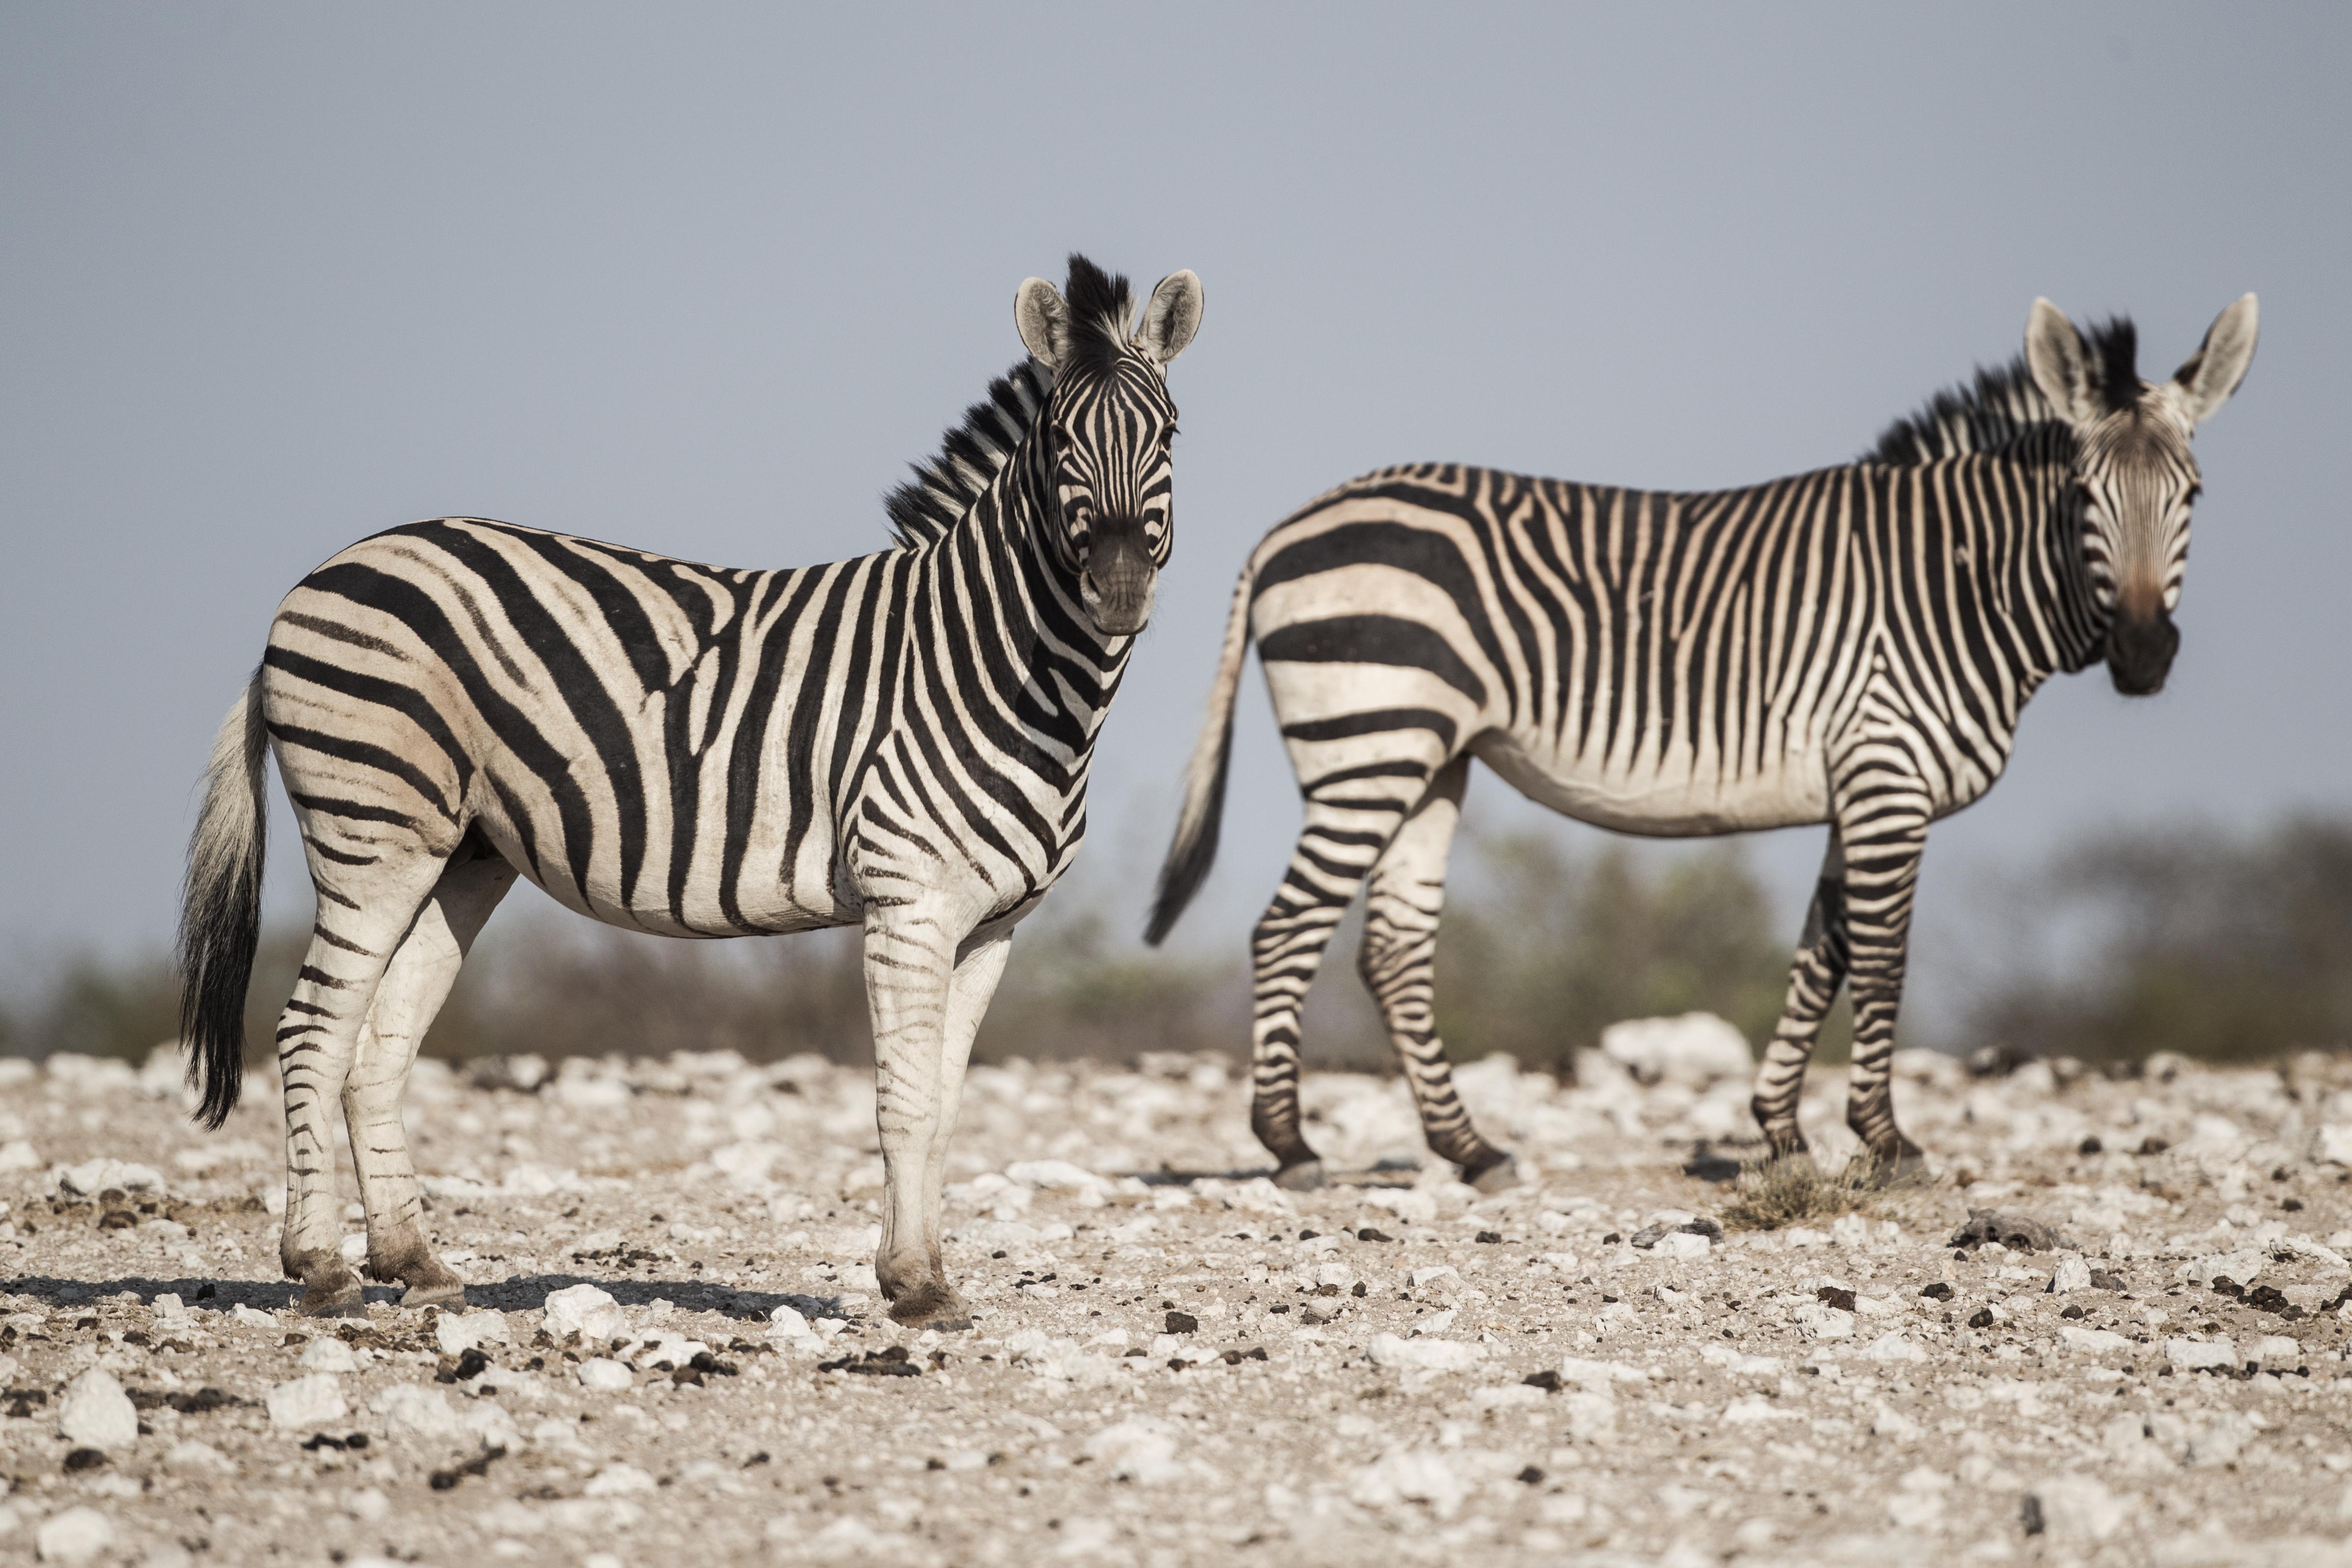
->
[862,901,988,1329]
[1836,806,1930,1177]
[346,854,514,1308]
[1357,757,1514,1189]
[1750,835,1851,1159]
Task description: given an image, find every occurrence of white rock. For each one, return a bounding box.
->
[583,1464,658,1496]
[2181,1250,2265,1288]
[1721,1395,1799,1423]
[228,1304,277,1328]
[368,1383,464,1440]
[1561,1390,1618,1443]
[576,1357,633,1391]
[1863,1331,1927,1363]
[0,1141,40,1174]
[2251,1333,2303,1368]
[1598,1013,1752,1086]
[33,1507,112,1563]
[1083,1417,1184,1484]
[1350,1448,1465,1518]
[1793,1303,1854,1340]
[543,1283,628,1342]
[1408,1266,1459,1289]
[57,1368,137,1451]
[1005,1159,1107,1192]
[1362,1188,1438,1226]
[56,1158,162,1197]
[300,1337,359,1373]
[2310,1124,2352,1167]
[1783,1227,1830,1248]
[1652,1230,1712,1260]
[433,1311,512,1356]
[2028,1475,2126,1542]
[266,1374,348,1430]
[1870,1402,1921,1440]
[342,1488,392,1522]
[1365,1333,1481,1372]
[2060,1327,2133,1357]
[162,1441,233,1474]
[2166,1337,2238,1371]
[2187,1416,2253,1468]
[2048,1254,2093,1294]
[569,1229,625,1257]
[1829,1213,1874,1248]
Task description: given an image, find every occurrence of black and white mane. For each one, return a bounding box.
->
[1870,318,2139,465]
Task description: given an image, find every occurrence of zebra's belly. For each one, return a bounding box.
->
[1470,730,1832,837]
[469,792,856,939]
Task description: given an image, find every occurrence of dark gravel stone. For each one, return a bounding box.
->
[1920,1283,1954,1300]
[1815,1286,1857,1312]
[1165,1311,1199,1335]
[1948,1209,2075,1253]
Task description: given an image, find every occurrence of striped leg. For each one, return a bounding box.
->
[864,901,996,1329]
[1355,757,1514,1188]
[345,851,515,1307]
[276,865,446,1316]
[1837,804,1929,1174]
[1249,767,1437,1189]
[1749,834,1850,1157]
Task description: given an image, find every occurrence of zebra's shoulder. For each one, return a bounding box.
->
[885,359,1054,551]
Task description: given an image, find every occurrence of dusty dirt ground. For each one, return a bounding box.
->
[1,1040,2351,1568]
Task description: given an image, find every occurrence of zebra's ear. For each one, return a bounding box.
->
[1134,270,1203,365]
[2172,294,2259,427]
[1017,277,1073,370]
[2024,298,2100,425]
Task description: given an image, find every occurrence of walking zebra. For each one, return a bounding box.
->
[177,256,1203,1323]
[1146,296,2255,1188]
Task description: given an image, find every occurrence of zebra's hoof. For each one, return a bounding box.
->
[1271,1159,1326,1192]
[1463,1153,1520,1194]
[1863,1144,1930,1186]
[399,1281,466,1310]
[887,1281,972,1332]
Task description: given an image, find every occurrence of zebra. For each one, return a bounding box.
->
[176,255,1203,1324]
[1145,295,2256,1190]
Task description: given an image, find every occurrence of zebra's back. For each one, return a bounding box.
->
[262,517,909,936]
[1247,457,2029,834]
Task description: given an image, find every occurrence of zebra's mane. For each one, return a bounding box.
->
[882,256,1136,551]
[1869,318,2138,466]
[883,358,1055,550]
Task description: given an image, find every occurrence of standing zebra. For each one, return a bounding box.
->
[1146,296,2255,1189]
[178,256,1203,1324]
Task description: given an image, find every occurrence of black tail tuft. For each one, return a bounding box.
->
[177,669,269,1130]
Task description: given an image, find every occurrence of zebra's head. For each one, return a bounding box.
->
[1015,256,1202,637]
[2024,294,2258,695]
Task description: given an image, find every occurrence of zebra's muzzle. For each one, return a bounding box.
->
[2106,607,2179,695]
[1082,523,1156,637]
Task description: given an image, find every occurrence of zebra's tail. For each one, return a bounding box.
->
[1145,563,1255,945]
[177,667,269,1130]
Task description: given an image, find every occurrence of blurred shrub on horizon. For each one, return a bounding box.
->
[9,814,2344,1074]
[1961,815,2352,1064]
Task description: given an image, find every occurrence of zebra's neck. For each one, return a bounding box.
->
[1978,441,2107,689]
[918,430,1135,766]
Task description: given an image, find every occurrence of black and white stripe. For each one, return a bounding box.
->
[177,255,1202,1322]
[1147,295,2255,1187]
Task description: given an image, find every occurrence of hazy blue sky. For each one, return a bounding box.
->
[3,5,2346,1030]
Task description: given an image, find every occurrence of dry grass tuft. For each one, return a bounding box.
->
[1716,1152,1929,1232]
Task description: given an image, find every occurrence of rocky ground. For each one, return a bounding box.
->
[0,1037,2350,1567]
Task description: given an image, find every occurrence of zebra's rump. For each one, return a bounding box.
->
[260,518,898,936]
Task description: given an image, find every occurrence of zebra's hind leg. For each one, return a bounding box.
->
[345,849,516,1308]
[1750,834,1851,1161]
[1249,780,1435,1191]
[863,902,1000,1330]
[1356,758,1514,1190]
[275,874,446,1317]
